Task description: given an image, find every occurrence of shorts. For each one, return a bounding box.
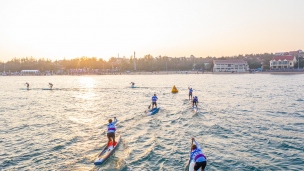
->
[194,161,207,170]
[107,132,115,139]
[189,92,192,96]
[152,102,157,106]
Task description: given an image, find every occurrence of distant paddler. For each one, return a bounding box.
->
[190,138,207,171]
[149,93,158,109]
[49,83,53,89]
[107,117,118,147]
[171,85,178,93]
[130,82,135,87]
[192,96,198,108]
[188,87,193,100]
[25,82,29,90]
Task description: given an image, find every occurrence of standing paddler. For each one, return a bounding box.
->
[107,117,118,147]
[151,93,158,109]
[25,82,29,90]
[188,87,193,100]
[190,138,207,171]
[49,83,53,89]
[192,96,198,108]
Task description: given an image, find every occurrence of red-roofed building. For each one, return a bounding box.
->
[270,55,296,69]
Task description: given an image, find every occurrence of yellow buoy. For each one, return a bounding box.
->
[171,85,178,93]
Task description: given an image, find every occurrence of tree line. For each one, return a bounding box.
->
[0,53,302,73]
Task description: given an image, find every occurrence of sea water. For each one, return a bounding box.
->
[0,74,303,171]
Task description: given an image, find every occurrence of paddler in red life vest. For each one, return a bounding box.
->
[107,117,118,146]
[190,138,207,171]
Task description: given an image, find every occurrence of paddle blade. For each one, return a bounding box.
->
[148,105,151,109]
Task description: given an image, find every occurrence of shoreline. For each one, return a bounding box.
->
[2,71,304,76]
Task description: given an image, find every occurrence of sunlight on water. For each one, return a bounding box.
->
[78,76,95,88]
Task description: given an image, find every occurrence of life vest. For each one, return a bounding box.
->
[107,123,116,133]
[152,96,158,102]
[191,149,206,162]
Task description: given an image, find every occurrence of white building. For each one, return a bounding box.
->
[213,60,249,72]
[20,70,40,75]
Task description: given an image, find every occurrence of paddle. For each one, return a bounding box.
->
[185,138,194,171]
[144,103,151,113]
[190,138,193,162]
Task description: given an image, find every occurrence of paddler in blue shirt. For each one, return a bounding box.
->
[107,117,118,147]
[192,96,198,108]
[151,94,158,109]
[188,87,193,100]
[190,138,207,171]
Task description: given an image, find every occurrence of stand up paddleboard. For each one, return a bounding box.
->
[42,88,52,90]
[188,160,201,171]
[193,106,199,114]
[20,88,31,90]
[94,135,121,165]
[147,107,160,116]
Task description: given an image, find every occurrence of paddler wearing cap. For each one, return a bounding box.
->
[190,138,207,171]
[107,117,118,146]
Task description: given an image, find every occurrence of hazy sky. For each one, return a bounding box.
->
[0,0,303,61]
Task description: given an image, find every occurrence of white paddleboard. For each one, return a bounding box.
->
[193,106,199,114]
[189,161,201,171]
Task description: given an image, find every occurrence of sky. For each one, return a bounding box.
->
[0,0,303,62]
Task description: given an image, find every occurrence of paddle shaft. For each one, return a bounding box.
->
[189,139,194,165]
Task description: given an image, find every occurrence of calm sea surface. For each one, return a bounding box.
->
[0,74,304,171]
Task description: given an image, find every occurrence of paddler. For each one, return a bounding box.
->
[190,138,207,171]
[107,117,118,146]
[130,82,135,87]
[151,93,158,109]
[188,87,193,100]
[25,82,29,90]
[193,96,198,108]
[49,83,53,89]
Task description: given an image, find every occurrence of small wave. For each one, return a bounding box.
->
[52,145,65,151]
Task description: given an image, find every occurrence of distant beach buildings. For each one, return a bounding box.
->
[20,70,40,75]
[1,49,304,76]
[213,60,249,72]
[270,50,302,69]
